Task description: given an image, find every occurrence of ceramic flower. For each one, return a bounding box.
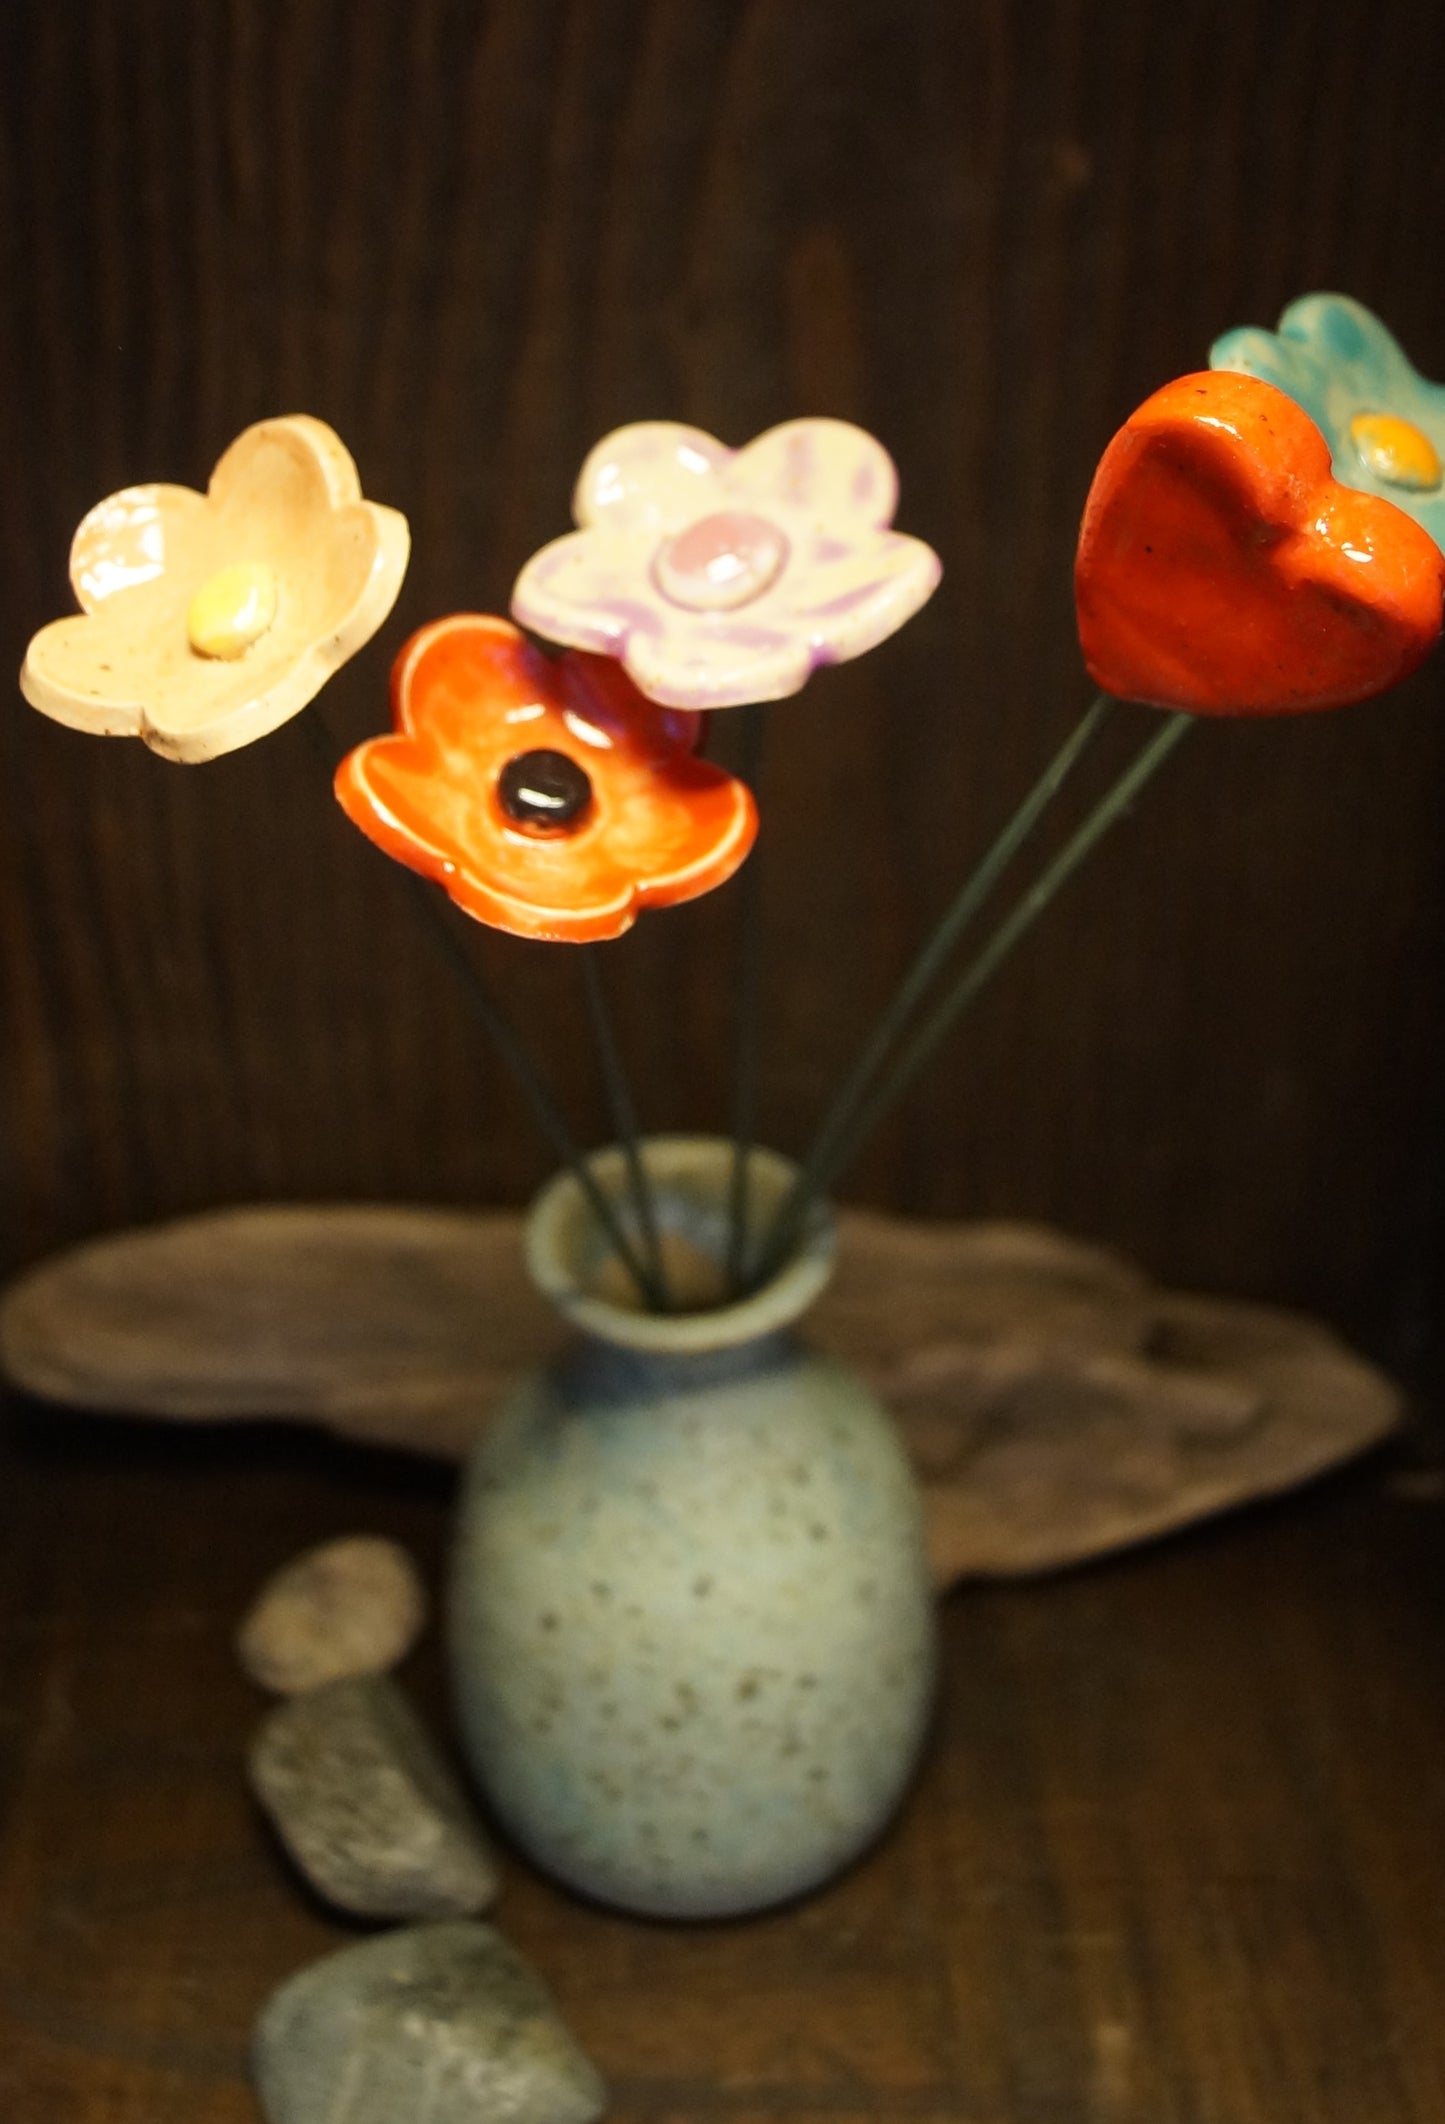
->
[1074,370,1445,716]
[510,418,941,710]
[1211,295,1445,551]
[21,416,410,763]
[335,615,758,943]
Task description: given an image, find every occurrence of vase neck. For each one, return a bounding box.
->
[554,1328,801,1408]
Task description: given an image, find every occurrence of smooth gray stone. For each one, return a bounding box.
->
[249,1675,498,1919]
[254,1922,607,2124]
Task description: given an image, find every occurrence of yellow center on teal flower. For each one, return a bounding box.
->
[186,562,279,659]
[1348,411,1442,493]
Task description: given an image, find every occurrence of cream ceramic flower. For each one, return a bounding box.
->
[21,416,410,762]
[511,418,941,709]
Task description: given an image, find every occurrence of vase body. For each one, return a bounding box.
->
[449,1137,937,1919]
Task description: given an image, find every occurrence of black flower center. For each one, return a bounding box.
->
[498,749,594,832]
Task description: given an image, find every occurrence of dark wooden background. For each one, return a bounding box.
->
[6,10,1445,2120]
[2,0,1444,1389]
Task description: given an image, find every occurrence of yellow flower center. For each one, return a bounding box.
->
[186,562,279,659]
[1348,411,1442,493]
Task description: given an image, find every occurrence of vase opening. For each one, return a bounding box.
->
[525,1134,834,1354]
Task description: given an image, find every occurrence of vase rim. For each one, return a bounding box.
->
[525,1133,834,1353]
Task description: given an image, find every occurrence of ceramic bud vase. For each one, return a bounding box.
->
[450,1136,938,1920]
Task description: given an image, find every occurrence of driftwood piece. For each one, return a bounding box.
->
[0,1206,1400,1585]
[0,1206,549,1448]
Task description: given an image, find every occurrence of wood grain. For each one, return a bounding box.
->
[2,1404,1444,2121]
[0,0,1444,1401]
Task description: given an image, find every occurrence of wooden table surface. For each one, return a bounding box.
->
[2,1401,1443,2124]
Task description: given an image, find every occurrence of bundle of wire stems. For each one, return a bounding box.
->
[317,693,1190,1314]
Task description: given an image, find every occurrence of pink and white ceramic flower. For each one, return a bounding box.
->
[511,418,941,710]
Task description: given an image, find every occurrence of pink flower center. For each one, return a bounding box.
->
[653,511,790,611]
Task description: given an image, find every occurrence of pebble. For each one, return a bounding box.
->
[238,1535,427,1694]
[249,1674,499,1919]
[254,1920,606,2124]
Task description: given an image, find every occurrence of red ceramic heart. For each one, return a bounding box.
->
[1075,370,1445,714]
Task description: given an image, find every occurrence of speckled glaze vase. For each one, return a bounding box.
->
[449,1137,937,1920]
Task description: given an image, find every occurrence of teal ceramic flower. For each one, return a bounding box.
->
[1211,296,1445,549]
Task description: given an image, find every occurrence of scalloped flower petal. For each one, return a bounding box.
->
[575,424,733,536]
[22,417,409,762]
[732,418,899,529]
[70,485,208,609]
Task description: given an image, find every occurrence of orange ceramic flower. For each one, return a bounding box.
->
[1075,370,1445,714]
[335,616,758,943]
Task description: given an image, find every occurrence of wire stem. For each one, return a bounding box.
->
[747,692,1112,1285]
[725,704,767,1293]
[580,945,668,1307]
[750,709,1193,1289]
[303,707,662,1307]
